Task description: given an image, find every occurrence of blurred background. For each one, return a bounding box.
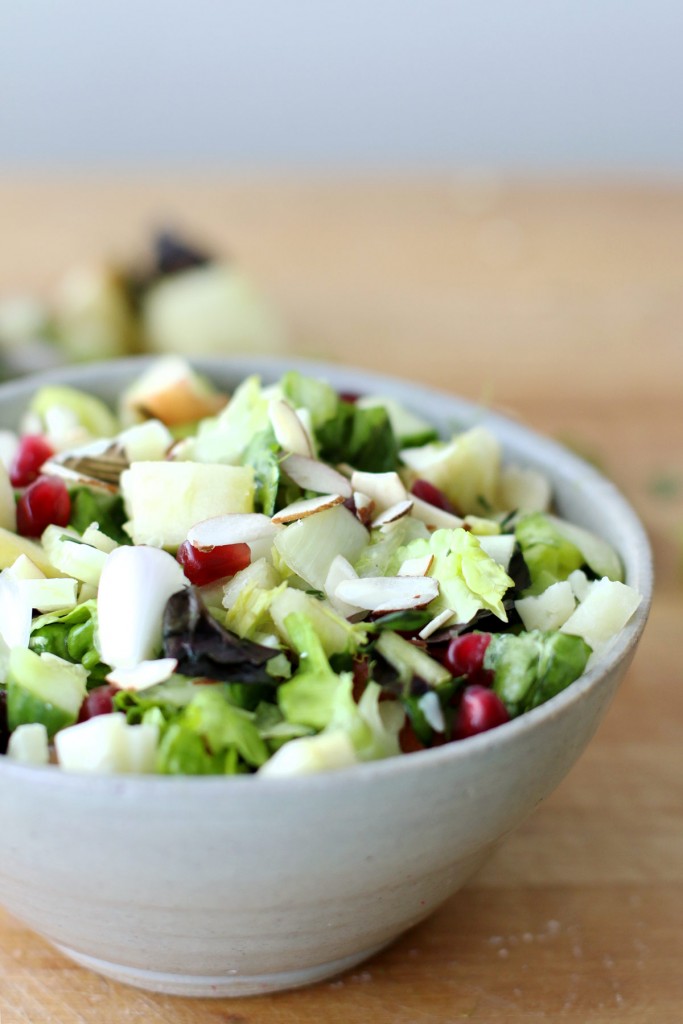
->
[0,0,681,405]
[2,0,683,174]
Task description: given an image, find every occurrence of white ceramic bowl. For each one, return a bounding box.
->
[0,357,652,997]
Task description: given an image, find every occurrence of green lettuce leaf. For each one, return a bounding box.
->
[181,687,269,767]
[515,512,585,596]
[29,600,108,684]
[241,427,282,516]
[113,675,201,724]
[395,528,514,623]
[355,516,429,578]
[155,685,270,774]
[277,612,354,730]
[485,629,592,716]
[281,371,339,429]
[316,401,399,472]
[69,486,130,545]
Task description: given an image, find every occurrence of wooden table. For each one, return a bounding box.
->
[0,179,681,1023]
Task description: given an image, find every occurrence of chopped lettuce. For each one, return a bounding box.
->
[277,613,355,730]
[155,685,270,774]
[69,487,130,545]
[240,428,282,516]
[355,517,429,578]
[395,528,514,623]
[485,630,592,716]
[281,371,338,429]
[224,580,287,642]
[316,400,399,472]
[113,675,201,724]
[276,612,403,762]
[515,512,585,596]
[270,587,367,658]
[30,600,108,684]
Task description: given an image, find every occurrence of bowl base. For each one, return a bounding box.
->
[53,938,392,997]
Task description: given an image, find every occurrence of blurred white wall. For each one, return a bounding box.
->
[1,0,682,174]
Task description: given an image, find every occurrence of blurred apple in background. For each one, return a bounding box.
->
[0,230,287,379]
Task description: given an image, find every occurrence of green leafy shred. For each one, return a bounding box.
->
[485,630,592,716]
[515,512,584,596]
[69,486,130,545]
[29,600,109,685]
[281,371,339,428]
[316,400,399,472]
[394,528,513,623]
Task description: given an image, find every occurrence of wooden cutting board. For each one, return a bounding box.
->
[0,179,681,1024]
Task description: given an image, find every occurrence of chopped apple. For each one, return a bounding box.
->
[120,461,255,548]
[55,713,159,774]
[515,580,576,632]
[6,723,50,765]
[560,578,642,654]
[0,526,65,577]
[121,355,228,427]
[400,426,501,515]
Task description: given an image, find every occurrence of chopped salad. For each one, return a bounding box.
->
[0,358,642,775]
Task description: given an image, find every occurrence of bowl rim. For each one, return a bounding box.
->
[0,355,653,792]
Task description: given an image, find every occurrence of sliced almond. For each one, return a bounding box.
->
[282,453,353,499]
[271,493,345,524]
[409,495,464,530]
[269,399,313,457]
[188,513,280,550]
[335,575,438,613]
[372,499,414,528]
[107,658,178,692]
[398,553,434,577]
[41,459,120,494]
[324,554,363,617]
[350,470,408,512]
[43,437,129,488]
[353,491,375,526]
[418,608,456,640]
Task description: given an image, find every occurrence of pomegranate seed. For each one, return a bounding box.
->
[78,685,118,723]
[16,476,71,537]
[453,684,510,739]
[339,391,361,404]
[176,540,251,587]
[443,632,493,685]
[411,478,457,514]
[10,435,54,487]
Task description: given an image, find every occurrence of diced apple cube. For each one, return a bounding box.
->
[7,723,49,765]
[120,355,228,426]
[515,580,576,632]
[259,731,357,777]
[400,427,501,515]
[121,461,254,547]
[55,713,159,774]
[560,578,642,653]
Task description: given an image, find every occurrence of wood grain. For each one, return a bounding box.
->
[0,178,681,1023]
